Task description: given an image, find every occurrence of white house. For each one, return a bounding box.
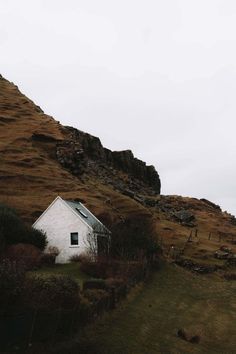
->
[33,196,111,263]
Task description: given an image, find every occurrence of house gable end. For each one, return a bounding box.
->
[33,196,93,231]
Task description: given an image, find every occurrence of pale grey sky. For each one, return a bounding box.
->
[1,0,236,215]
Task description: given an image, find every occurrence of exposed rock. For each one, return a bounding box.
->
[122,189,135,198]
[56,126,161,195]
[172,209,195,222]
[189,335,200,344]
[214,250,229,260]
[177,329,188,341]
[144,198,157,207]
[177,329,200,344]
[175,258,221,274]
[171,209,196,227]
[200,198,221,211]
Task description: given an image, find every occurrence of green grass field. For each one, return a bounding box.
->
[28,262,89,287]
[56,264,236,354]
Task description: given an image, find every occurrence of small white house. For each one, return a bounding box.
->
[33,196,111,263]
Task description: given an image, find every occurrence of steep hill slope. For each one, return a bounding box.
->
[0,75,235,267]
[0,74,159,223]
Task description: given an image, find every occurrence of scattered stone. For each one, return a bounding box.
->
[123,189,135,198]
[177,329,188,341]
[189,335,200,344]
[177,329,200,344]
[171,209,196,227]
[144,198,157,207]
[176,258,221,274]
[200,198,221,211]
[220,245,232,253]
[214,250,230,260]
[133,195,144,204]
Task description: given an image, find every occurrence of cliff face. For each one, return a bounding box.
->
[56,127,161,195]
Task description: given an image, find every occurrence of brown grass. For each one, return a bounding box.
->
[0,76,236,268]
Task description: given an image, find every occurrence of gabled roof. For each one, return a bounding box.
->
[33,196,111,235]
[65,199,110,234]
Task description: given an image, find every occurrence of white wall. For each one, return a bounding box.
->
[34,198,93,263]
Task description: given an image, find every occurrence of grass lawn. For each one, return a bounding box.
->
[56,264,236,354]
[28,262,90,287]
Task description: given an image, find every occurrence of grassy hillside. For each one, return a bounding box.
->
[0,75,236,267]
[43,264,236,354]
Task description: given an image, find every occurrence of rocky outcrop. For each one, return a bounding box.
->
[57,126,161,194]
[200,198,221,211]
[175,258,222,274]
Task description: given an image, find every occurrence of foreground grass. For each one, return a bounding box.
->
[29,262,89,287]
[53,264,236,354]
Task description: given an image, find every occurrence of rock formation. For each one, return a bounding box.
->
[56,126,161,195]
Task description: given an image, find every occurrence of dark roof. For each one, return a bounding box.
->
[64,200,110,234]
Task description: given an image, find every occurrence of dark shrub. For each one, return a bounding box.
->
[0,259,26,309]
[69,253,89,263]
[105,277,126,289]
[80,258,110,278]
[83,279,107,291]
[24,227,47,251]
[40,253,56,266]
[25,275,80,310]
[110,215,161,261]
[5,243,41,270]
[40,246,59,266]
[0,204,47,250]
[83,289,111,315]
[83,289,109,304]
[0,204,24,252]
[76,296,93,325]
[70,254,81,263]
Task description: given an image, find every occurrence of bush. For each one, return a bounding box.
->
[0,259,26,309]
[24,227,47,251]
[5,243,42,270]
[83,279,107,291]
[83,289,109,304]
[0,204,47,251]
[69,252,91,263]
[70,254,81,262]
[80,259,108,278]
[76,296,93,325]
[40,246,59,266]
[105,277,126,289]
[40,253,56,266]
[110,215,161,261]
[25,275,80,310]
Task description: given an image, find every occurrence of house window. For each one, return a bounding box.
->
[70,232,79,246]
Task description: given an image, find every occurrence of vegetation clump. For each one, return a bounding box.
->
[25,275,80,310]
[0,259,26,310]
[0,203,47,254]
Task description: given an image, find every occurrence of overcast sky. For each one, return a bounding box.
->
[1,0,236,215]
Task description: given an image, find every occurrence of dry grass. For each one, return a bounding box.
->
[41,264,236,354]
[0,76,236,267]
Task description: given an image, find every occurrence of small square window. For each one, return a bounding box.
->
[70,232,79,245]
